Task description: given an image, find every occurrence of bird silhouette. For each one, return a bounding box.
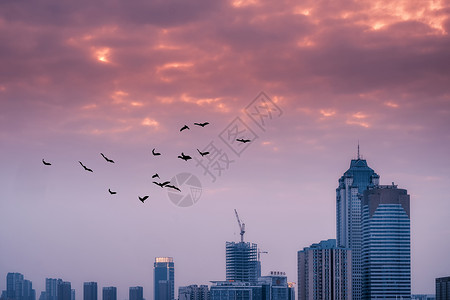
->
[78,161,93,172]
[42,159,51,166]
[100,153,115,163]
[194,122,209,127]
[166,184,181,192]
[153,181,171,188]
[152,173,160,179]
[178,152,192,161]
[108,189,117,195]
[139,196,149,203]
[197,149,210,157]
[236,138,251,143]
[180,125,190,132]
[152,148,161,156]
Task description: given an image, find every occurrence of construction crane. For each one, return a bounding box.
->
[234,209,245,243]
[258,249,268,261]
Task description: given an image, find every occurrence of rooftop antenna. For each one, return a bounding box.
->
[234,209,245,243]
[357,140,360,159]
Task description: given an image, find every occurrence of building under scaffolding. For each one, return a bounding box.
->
[226,241,258,283]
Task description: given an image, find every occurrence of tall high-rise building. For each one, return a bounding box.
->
[45,279,62,300]
[129,287,143,300]
[22,281,34,300]
[297,239,352,300]
[4,273,35,300]
[436,276,450,300]
[57,282,71,300]
[102,288,116,300]
[71,290,75,300]
[83,283,97,300]
[6,273,24,300]
[336,152,379,299]
[361,185,411,299]
[226,242,258,283]
[154,257,174,300]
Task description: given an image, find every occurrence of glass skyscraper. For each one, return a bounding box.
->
[361,185,411,299]
[336,155,379,299]
[154,257,175,300]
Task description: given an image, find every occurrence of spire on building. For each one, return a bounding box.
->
[357,140,360,160]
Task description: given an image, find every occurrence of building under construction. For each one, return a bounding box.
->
[226,241,258,283]
[225,210,258,283]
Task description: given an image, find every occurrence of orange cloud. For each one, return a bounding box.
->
[95,48,111,63]
[320,109,336,117]
[346,112,370,127]
[141,118,159,127]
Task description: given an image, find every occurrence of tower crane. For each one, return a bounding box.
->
[234,209,245,243]
[258,249,268,261]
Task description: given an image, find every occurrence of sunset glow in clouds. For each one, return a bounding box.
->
[1,0,450,299]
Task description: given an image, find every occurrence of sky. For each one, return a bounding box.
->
[1,0,450,299]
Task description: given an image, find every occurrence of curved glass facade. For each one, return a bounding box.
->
[361,187,411,299]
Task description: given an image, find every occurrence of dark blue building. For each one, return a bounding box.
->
[336,153,379,300]
[154,257,174,300]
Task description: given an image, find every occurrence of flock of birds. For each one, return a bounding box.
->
[42,122,252,204]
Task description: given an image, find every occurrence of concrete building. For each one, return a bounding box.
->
[57,282,71,300]
[178,285,209,300]
[361,185,411,299]
[297,240,351,300]
[83,283,97,300]
[129,287,143,300]
[102,288,116,300]
[336,153,379,300]
[45,279,62,300]
[210,271,293,300]
[436,276,450,300]
[412,295,435,300]
[154,257,175,300]
[210,281,263,300]
[3,273,35,300]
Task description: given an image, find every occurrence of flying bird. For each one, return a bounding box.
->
[78,161,93,172]
[236,138,251,143]
[108,189,117,195]
[180,125,190,132]
[197,149,210,157]
[194,122,209,127]
[153,181,171,188]
[42,159,51,166]
[139,196,149,203]
[166,184,181,192]
[152,148,161,156]
[152,173,160,179]
[178,152,192,161]
[100,153,115,163]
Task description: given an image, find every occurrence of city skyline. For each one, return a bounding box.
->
[1,0,450,300]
